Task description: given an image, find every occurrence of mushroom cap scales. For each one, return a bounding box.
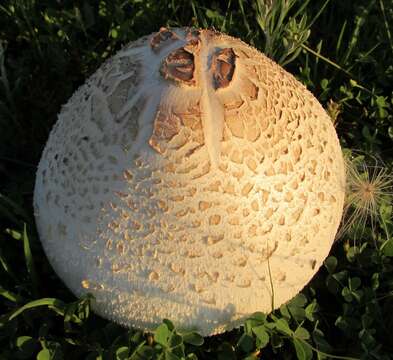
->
[33,28,345,336]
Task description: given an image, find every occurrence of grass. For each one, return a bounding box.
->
[0,0,393,359]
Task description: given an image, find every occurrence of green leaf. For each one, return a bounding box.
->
[40,342,63,360]
[279,304,291,319]
[252,325,269,348]
[5,228,22,240]
[154,323,171,347]
[361,314,374,329]
[371,273,379,290]
[312,328,333,353]
[164,351,181,360]
[37,349,51,360]
[324,256,337,273]
[130,345,154,360]
[217,342,236,360]
[293,339,313,360]
[288,294,307,308]
[346,246,359,262]
[288,306,306,322]
[116,346,129,360]
[305,302,318,321]
[110,28,118,39]
[182,332,204,346]
[381,239,393,256]
[388,126,393,139]
[270,332,284,349]
[15,336,38,359]
[163,319,175,331]
[185,354,198,360]
[349,277,361,290]
[332,270,348,284]
[352,289,364,302]
[359,329,376,348]
[16,336,33,348]
[63,295,92,327]
[245,312,267,334]
[335,315,361,332]
[321,78,329,90]
[247,312,267,324]
[376,95,387,108]
[379,203,392,222]
[274,318,293,336]
[168,333,183,349]
[237,333,254,353]
[326,275,340,294]
[342,287,353,302]
[130,331,144,345]
[294,327,310,340]
[243,356,258,360]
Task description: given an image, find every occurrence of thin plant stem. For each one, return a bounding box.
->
[301,43,373,94]
[266,239,275,312]
[295,337,360,360]
[306,0,330,28]
[301,43,353,77]
[379,0,393,57]
[380,215,391,241]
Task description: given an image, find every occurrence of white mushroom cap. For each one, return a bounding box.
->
[33,27,346,336]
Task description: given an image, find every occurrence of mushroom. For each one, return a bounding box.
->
[33,27,346,336]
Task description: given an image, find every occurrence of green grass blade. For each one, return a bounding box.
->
[313,40,323,77]
[8,298,66,321]
[220,0,232,32]
[237,0,251,33]
[0,285,22,303]
[281,46,303,67]
[307,0,330,28]
[0,203,20,224]
[342,1,375,64]
[347,42,381,72]
[0,193,29,221]
[0,246,18,281]
[301,43,353,77]
[0,4,12,16]
[293,0,312,19]
[379,0,393,56]
[336,21,347,55]
[23,223,38,297]
[0,156,36,168]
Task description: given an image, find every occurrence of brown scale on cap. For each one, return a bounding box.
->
[150,27,179,53]
[160,48,196,84]
[211,48,236,89]
[159,28,201,86]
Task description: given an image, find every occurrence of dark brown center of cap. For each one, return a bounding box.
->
[160,48,195,84]
[211,48,236,89]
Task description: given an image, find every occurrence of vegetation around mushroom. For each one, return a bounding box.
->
[0,1,392,359]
